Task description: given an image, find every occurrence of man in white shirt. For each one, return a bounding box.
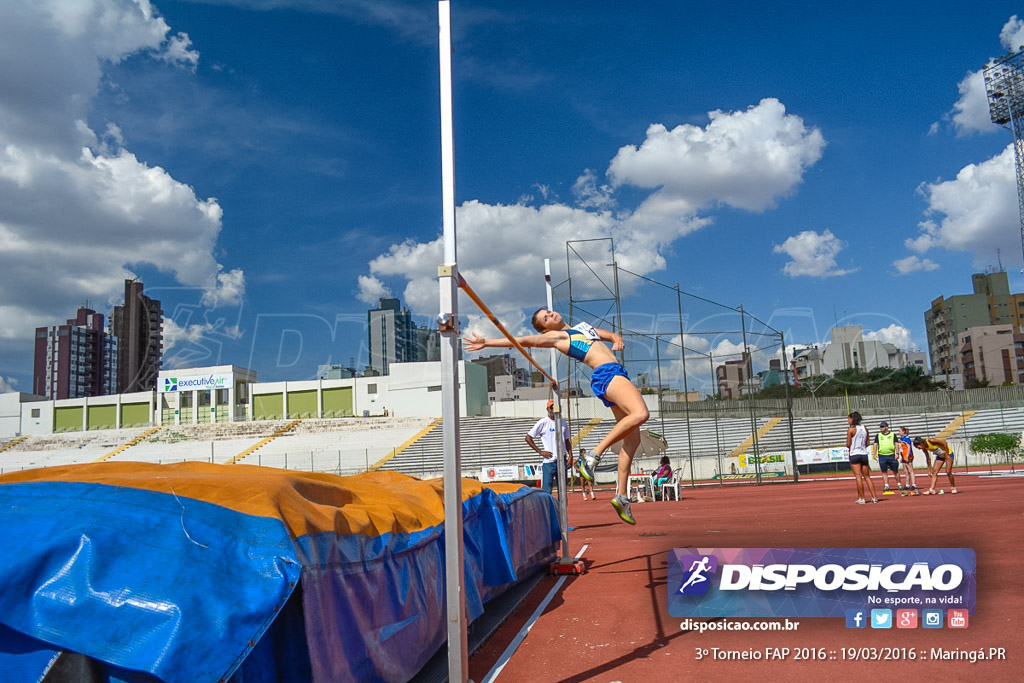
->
[526,400,572,496]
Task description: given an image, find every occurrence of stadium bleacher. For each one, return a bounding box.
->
[3,408,1021,479]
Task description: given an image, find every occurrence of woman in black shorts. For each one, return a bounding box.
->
[847,411,878,504]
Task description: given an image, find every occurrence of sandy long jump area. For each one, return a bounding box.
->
[468,474,1023,682]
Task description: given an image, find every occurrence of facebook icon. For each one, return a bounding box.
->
[845,609,867,629]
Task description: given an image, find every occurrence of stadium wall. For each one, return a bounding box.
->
[15,392,153,436]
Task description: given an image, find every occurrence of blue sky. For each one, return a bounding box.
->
[2,0,1024,395]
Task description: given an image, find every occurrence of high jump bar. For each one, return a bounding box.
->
[458,273,560,390]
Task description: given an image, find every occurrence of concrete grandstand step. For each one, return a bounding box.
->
[0,435,29,454]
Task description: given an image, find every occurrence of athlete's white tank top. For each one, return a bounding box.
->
[850,424,869,455]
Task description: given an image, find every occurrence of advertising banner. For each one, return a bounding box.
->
[480,465,519,482]
[668,547,975,619]
[161,374,232,393]
[740,449,850,468]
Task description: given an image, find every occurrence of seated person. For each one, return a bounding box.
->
[652,456,672,499]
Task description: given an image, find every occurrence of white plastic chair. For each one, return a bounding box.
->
[660,473,680,501]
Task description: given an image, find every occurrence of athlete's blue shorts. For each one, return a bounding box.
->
[591,362,629,407]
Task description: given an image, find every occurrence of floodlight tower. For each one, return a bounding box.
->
[984,48,1024,264]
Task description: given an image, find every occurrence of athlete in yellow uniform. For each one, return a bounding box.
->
[912,436,959,495]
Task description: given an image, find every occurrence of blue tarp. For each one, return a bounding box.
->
[0,465,560,682]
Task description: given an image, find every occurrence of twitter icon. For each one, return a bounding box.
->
[870,609,892,629]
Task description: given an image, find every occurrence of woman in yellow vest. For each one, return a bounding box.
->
[912,436,959,495]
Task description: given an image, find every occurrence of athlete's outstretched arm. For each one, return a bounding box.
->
[463,331,560,352]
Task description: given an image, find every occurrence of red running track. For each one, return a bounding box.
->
[469,474,1023,682]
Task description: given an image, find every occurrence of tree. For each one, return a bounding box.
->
[747,366,939,400]
[969,433,1021,468]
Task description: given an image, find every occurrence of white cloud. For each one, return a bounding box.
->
[356,275,392,305]
[0,376,18,393]
[661,333,710,354]
[360,200,620,337]
[202,268,246,307]
[865,324,918,351]
[0,1,240,344]
[608,98,824,242]
[163,315,208,351]
[159,32,199,71]
[710,338,748,361]
[361,99,824,334]
[162,312,243,369]
[946,16,1024,136]
[910,144,1019,267]
[1000,15,1024,54]
[572,169,615,210]
[892,255,939,275]
[949,70,1000,136]
[773,229,856,277]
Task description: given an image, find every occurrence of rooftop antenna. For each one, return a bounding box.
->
[997,247,1004,272]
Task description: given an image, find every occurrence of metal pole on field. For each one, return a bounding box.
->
[739,305,762,484]
[546,259,571,561]
[780,331,798,482]
[437,3,468,679]
[655,337,665,436]
[676,285,696,487]
[710,351,723,486]
[611,255,624,367]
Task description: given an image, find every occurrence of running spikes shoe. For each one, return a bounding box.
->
[611,493,636,524]
[578,450,600,483]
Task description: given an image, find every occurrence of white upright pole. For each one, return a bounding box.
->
[545,259,570,559]
[437,2,468,680]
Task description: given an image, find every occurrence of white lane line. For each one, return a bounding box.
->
[481,543,589,683]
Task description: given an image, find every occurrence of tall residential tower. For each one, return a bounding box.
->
[33,307,118,399]
[110,279,163,393]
